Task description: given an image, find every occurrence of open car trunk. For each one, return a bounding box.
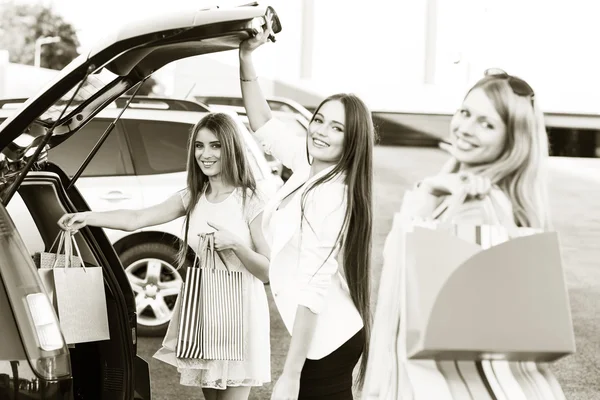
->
[0,4,281,204]
[8,165,149,399]
[0,5,281,398]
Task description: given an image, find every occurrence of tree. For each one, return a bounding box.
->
[0,2,80,70]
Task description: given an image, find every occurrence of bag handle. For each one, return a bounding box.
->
[205,234,214,271]
[433,187,521,238]
[193,232,232,274]
[207,234,216,272]
[431,189,469,222]
[192,233,209,269]
[206,233,231,274]
[52,230,87,271]
[68,231,87,272]
[50,231,67,269]
[49,231,64,253]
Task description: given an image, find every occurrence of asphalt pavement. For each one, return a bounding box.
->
[138,146,600,400]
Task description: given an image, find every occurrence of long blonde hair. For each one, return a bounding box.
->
[464,76,551,230]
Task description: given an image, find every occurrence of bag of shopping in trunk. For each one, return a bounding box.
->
[35,230,81,309]
[35,230,110,344]
[176,232,245,361]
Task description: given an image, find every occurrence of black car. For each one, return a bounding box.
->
[0,3,281,399]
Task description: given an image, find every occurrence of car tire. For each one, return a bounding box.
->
[119,241,192,337]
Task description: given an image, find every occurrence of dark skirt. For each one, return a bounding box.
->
[298,329,365,399]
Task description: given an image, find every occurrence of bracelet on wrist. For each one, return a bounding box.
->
[240,76,258,82]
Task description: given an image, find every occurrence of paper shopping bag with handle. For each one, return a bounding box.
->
[176,232,245,361]
[37,230,110,344]
[403,189,575,361]
[364,188,572,400]
[35,231,84,307]
[35,231,75,309]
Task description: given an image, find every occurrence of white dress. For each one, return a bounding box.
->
[174,187,271,389]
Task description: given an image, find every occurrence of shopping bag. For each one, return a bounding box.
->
[176,232,245,361]
[363,188,571,400]
[153,290,187,368]
[36,232,82,308]
[397,359,567,400]
[36,231,76,309]
[34,230,83,270]
[153,278,210,370]
[175,238,204,359]
[403,191,575,361]
[35,230,110,344]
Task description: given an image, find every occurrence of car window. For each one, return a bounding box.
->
[123,119,191,175]
[47,119,131,177]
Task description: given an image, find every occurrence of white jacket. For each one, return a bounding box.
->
[254,118,363,360]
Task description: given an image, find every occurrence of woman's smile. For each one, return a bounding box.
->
[453,136,479,151]
[200,160,217,168]
[312,137,330,148]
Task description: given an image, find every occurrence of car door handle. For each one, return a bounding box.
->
[101,191,131,200]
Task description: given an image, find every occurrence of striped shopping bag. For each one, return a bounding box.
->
[402,360,567,400]
[176,233,245,361]
[175,233,204,360]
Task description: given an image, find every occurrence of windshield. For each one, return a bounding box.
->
[36,69,119,124]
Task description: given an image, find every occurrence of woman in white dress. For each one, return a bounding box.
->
[58,112,272,400]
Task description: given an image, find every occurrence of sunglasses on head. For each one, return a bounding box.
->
[484,68,535,106]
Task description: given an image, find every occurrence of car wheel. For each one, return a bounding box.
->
[119,242,191,337]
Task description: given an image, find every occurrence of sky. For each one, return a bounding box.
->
[5,0,600,113]
[24,0,286,50]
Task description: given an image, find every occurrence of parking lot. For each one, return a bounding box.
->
[137,145,600,400]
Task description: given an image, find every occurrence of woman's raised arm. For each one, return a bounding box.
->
[239,22,273,132]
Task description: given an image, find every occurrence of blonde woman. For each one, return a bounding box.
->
[363,69,551,398]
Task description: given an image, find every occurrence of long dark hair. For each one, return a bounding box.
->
[177,113,257,266]
[301,93,374,388]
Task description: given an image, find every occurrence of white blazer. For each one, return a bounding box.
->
[254,118,364,360]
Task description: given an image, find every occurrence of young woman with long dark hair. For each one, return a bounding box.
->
[239,22,375,400]
[58,112,271,400]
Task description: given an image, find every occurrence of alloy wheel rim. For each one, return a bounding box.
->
[125,258,182,327]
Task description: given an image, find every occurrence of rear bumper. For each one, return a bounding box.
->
[0,375,73,399]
